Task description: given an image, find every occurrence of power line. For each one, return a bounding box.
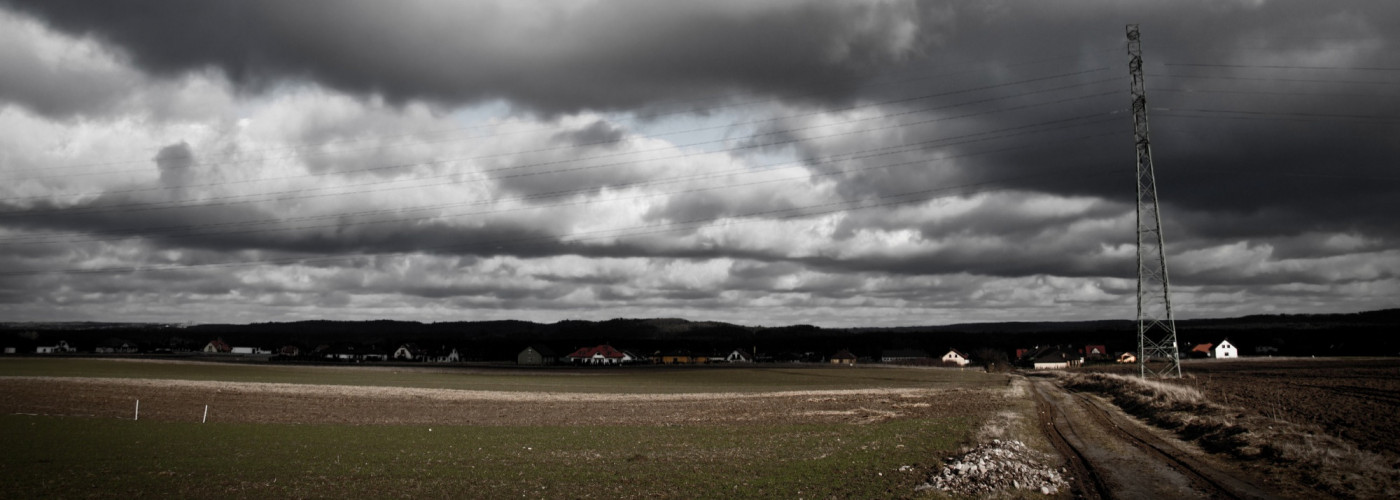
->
[1153,109,1400,123]
[1147,87,1394,100]
[1146,72,1400,87]
[1166,63,1400,72]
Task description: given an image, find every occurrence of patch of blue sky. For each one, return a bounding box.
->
[607,109,800,170]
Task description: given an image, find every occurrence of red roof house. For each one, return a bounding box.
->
[565,344,635,365]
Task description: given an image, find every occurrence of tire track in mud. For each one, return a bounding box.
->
[1028,376,1280,500]
[1030,379,1109,499]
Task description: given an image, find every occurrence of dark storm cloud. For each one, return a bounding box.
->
[0,0,940,115]
[728,0,1400,278]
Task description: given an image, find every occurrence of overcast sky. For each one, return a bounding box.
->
[1,0,1396,327]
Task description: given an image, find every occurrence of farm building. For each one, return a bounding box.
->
[1029,346,1083,370]
[1214,340,1238,359]
[830,350,857,365]
[881,349,930,363]
[565,345,635,365]
[940,349,970,367]
[203,339,231,353]
[1117,352,1137,364]
[1189,343,1214,358]
[657,351,704,364]
[517,345,557,365]
[279,345,301,357]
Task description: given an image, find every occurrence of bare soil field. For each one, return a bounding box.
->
[1087,358,1400,457]
[0,376,1007,427]
[1171,358,1399,457]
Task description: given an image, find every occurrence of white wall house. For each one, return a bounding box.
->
[725,349,753,363]
[1214,340,1238,359]
[941,349,970,366]
[37,341,74,354]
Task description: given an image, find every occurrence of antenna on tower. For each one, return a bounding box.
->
[1127,24,1182,378]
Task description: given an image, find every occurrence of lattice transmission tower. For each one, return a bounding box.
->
[1127,24,1182,378]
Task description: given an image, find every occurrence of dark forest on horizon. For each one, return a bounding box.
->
[4,309,1397,364]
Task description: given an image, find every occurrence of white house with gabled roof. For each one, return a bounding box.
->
[1214,340,1238,359]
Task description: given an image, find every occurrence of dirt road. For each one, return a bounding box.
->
[1027,376,1282,500]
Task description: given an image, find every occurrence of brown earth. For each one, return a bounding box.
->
[0,376,1007,427]
[1171,358,1400,457]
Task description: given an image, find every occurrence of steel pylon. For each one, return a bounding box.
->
[1127,24,1182,379]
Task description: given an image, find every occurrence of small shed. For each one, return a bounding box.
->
[517,345,557,365]
[1214,340,1238,359]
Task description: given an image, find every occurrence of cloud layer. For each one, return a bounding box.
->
[1,0,1397,326]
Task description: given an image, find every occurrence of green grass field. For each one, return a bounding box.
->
[1,359,1004,498]
[1,415,972,499]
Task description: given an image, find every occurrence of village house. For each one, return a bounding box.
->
[393,343,426,361]
[1117,352,1137,364]
[1214,340,1238,359]
[516,345,557,365]
[428,346,460,363]
[1189,343,1214,358]
[940,349,971,367]
[565,345,635,365]
[36,340,75,354]
[724,349,753,363]
[203,338,231,353]
[830,350,857,365]
[1081,344,1109,361]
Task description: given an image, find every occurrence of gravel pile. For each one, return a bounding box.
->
[918,439,1070,496]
